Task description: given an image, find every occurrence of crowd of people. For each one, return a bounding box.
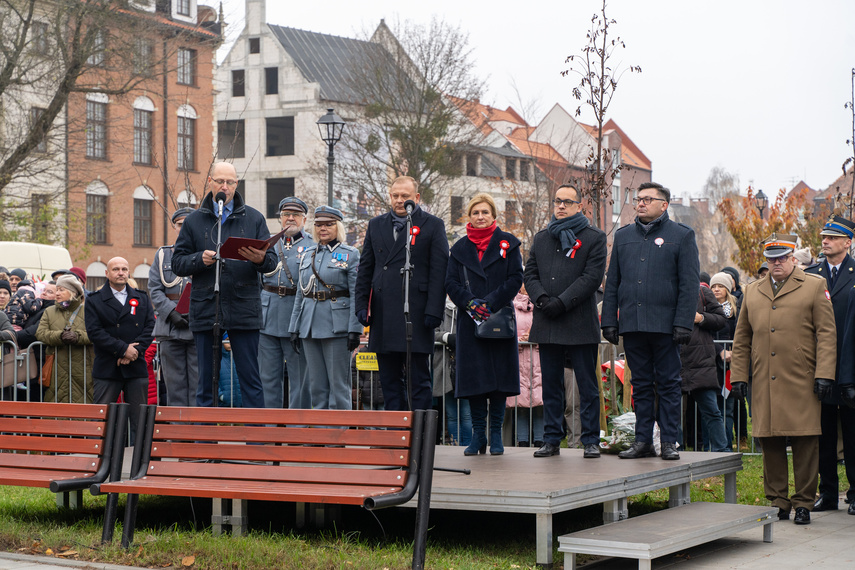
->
[2,161,851,527]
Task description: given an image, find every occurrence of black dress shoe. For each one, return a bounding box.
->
[583,443,601,458]
[660,442,680,460]
[777,508,790,521]
[533,442,561,458]
[848,502,855,515]
[794,507,811,525]
[813,496,839,511]
[618,441,657,459]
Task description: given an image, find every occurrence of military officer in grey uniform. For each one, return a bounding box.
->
[289,206,363,410]
[259,197,314,409]
[149,208,198,406]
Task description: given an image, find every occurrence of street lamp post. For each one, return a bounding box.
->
[754,189,768,220]
[316,108,346,206]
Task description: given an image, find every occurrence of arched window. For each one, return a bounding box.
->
[133,97,155,165]
[85,93,108,159]
[178,188,198,208]
[85,181,109,244]
[177,105,196,171]
[86,261,107,292]
[133,263,151,292]
[133,186,154,246]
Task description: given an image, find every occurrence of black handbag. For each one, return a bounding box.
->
[463,266,516,340]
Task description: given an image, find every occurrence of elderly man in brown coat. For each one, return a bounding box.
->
[731,233,837,525]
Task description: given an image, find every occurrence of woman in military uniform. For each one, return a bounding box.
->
[289,206,362,410]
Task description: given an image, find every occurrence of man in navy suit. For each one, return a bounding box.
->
[354,176,449,410]
[85,256,155,440]
[806,215,855,513]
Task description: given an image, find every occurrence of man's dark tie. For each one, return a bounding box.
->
[831,266,839,289]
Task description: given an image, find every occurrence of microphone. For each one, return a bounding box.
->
[404,200,417,215]
[215,191,227,217]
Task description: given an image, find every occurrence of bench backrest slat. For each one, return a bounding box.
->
[0,453,100,472]
[0,435,105,455]
[0,402,108,421]
[0,418,107,437]
[153,424,411,448]
[154,407,413,429]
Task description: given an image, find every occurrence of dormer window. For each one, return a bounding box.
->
[177,0,190,16]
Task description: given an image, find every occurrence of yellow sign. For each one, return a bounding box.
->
[355,352,379,371]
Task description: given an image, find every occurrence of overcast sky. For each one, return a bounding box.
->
[214,0,855,199]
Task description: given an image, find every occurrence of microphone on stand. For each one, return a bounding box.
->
[215,191,227,218]
[404,200,417,215]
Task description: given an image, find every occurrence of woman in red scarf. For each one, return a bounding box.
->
[445,193,523,455]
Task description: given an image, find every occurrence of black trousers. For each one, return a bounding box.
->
[818,402,855,501]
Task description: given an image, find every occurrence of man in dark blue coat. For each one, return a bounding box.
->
[85,257,155,440]
[354,176,449,410]
[172,162,277,408]
[601,182,700,460]
[806,215,855,513]
[525,185,607,459]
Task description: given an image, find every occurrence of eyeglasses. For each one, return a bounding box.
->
[280,212,303,219]
[632,196,666,206]
[553,198,581,207]
[210,178,239,188]
[767,256,792,265]
[314,221,336,227]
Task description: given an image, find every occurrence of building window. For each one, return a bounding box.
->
[176,0,190,16]
[134,109,153,165]
[519,160,530,182]
[506,200,518,226]
[133,38,154,75]
[265,67,278,95]
[506,158,517,180]
[31,21,49,55]
[248,37,260,54]
[134,199,152,245]
[31,194,50,241]
[86,194,108,244]
[612,184,621,216]
[232,70,245,97]
[177,116,195,171]
[30,108,47,153]
[87,30,105,66]
[266,117,294,156]
[450,196,464,225]
[85,98,107,159]
[266,178,294,218]
[177,48,196,86]
[217,120,245,159]
[466,153,478,176]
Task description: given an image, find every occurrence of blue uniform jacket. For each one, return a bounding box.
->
[84,283,155,379]
[601,211,700,335]
[261,231,315,337]
[289,241,362,338]
[171,191,277,331]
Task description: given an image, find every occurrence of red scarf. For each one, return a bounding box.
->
[466,221,497,261]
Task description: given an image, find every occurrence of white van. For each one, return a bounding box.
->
[0,242,74,280]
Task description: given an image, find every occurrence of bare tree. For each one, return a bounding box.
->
[561,0,640,229]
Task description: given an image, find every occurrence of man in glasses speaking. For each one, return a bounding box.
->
[601,181,700,461]
[173,161,277,408]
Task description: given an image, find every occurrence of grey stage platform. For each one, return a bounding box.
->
[409,446,743,567]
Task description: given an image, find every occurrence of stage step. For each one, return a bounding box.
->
[558,502,777,570]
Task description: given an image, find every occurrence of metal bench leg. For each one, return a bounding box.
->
[724,471,737,503]
[563,551,576,570]
[763,521,774,543]
[536,512,553,567]
[669,482,690,507]
[101,493,119,543]
[121,494,140,548]
[295,502,307,528]
[55,490,83,509]
[603,498,628,523]
[231,499,247,537]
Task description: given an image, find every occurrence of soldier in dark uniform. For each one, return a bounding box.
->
[259,197,314,409]
[149,207,197,406]
[806,215,855,513]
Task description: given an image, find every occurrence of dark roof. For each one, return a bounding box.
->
[268,25,393,105]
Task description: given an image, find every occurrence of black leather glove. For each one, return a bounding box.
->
[290,332,302,355]
[841,385,855,409]
[347,332,361,352]
[445,333,456,351]
[60,329,78,344]
[536,295,549,308]
[167,310,189,329]
[814,378,834,401]
[602,326,619,345]
[356,309,370,327]
[730,382,748,400]
[673,326,693,345]
[424,315,442,330]
[541,297,566,319]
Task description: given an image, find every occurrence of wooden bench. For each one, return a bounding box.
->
[0,402,127,508]
[93,405,438,570]
[558,501,778,569]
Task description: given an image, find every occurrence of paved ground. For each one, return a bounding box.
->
[584,499,855,568]
[0,552,148,570]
